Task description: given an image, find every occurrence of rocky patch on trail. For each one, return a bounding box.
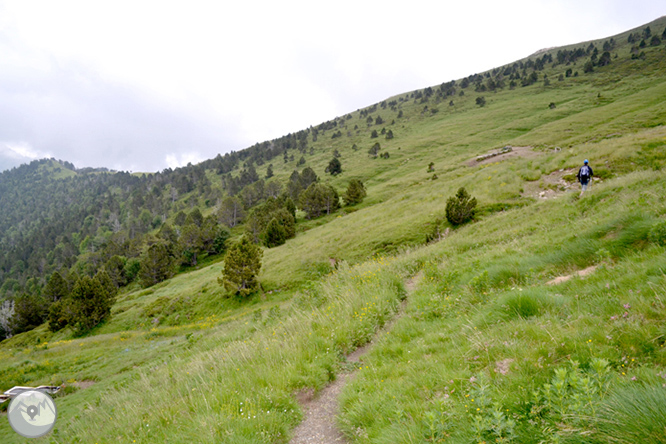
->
[466,145,542,167]
[522,168,601,200]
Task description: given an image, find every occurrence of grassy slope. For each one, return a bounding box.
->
[1,17,666,443]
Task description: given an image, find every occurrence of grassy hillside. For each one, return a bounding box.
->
[2,16,666,443]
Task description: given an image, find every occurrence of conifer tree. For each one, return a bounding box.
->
[284,196,297,219]
[264,217,287,248]
[445,187,477,225]
[158,223,179,245]
[343,179,367,206]
[325,157,343,176]
[139,241,176,287]
[185,208,204,228]
[300,183,340,219]
[368,142,381,158]
[47,298,71,332]
[104,255,128,288]
[173,210,187,226]
[179,223,203,266]
[69,274,115,334]
[219,236,263,297]
[10,295,48,335]
[218,196,245,228]
[44,271,69,301]
[300,167,318,188]
[265,179,283,198]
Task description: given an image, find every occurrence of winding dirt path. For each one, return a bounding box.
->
[289,274,419,444]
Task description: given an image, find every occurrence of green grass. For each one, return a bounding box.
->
[337,170,666,443]
[2,17,666,443]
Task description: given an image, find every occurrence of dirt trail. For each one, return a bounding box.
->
[546,265,598,285]
[289,274,419,444]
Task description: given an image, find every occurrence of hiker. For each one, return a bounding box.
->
[576,159,593,196]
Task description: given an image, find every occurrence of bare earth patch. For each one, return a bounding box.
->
[289,275,418,444]
[71,380,96,389]
[466,146,541,167]
[546,265,598,285]
[521,168,578,200]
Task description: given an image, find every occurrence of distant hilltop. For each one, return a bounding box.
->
[530,47,558,57]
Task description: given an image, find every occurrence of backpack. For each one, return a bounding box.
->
[579,165,591,180]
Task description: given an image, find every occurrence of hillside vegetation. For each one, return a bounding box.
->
[1,16,666,444]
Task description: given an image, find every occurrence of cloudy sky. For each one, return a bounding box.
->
[0,1,664,172]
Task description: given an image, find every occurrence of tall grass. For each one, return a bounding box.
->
[36,257,411,443]
[593,384,666,444]
[337,171,666,443]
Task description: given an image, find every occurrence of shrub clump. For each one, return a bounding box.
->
[445,187,477,225]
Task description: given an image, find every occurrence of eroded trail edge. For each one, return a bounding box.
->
[289,274,419,444]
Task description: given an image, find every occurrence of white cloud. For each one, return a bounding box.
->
[0,141,50,160]
[165,152,206,170]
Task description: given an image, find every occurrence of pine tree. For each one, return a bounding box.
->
[104,255,128,288]
[265,179,283,198]
[265,164,274,179]
[300,183,340,219]
[219,236,263,297]
[343,179,367,206]
[368,142,381,158]
[44,271,69,301]
[325,157,343,176]
[179,223,203,266]
[218,196,245,227]
[11,295,48,335]
[173,210,187,226]
[139,241,176,288]
[263,217,287,248]
[69,274,115,334]
[445,187,477,225]
[47,298,71,332]
[300,167,318,188]
[284,197,297,219]
[185,208,204,228]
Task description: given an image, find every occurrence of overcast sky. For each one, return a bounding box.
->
[0,1,664,173]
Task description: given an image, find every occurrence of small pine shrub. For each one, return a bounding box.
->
[445,187,477,225]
